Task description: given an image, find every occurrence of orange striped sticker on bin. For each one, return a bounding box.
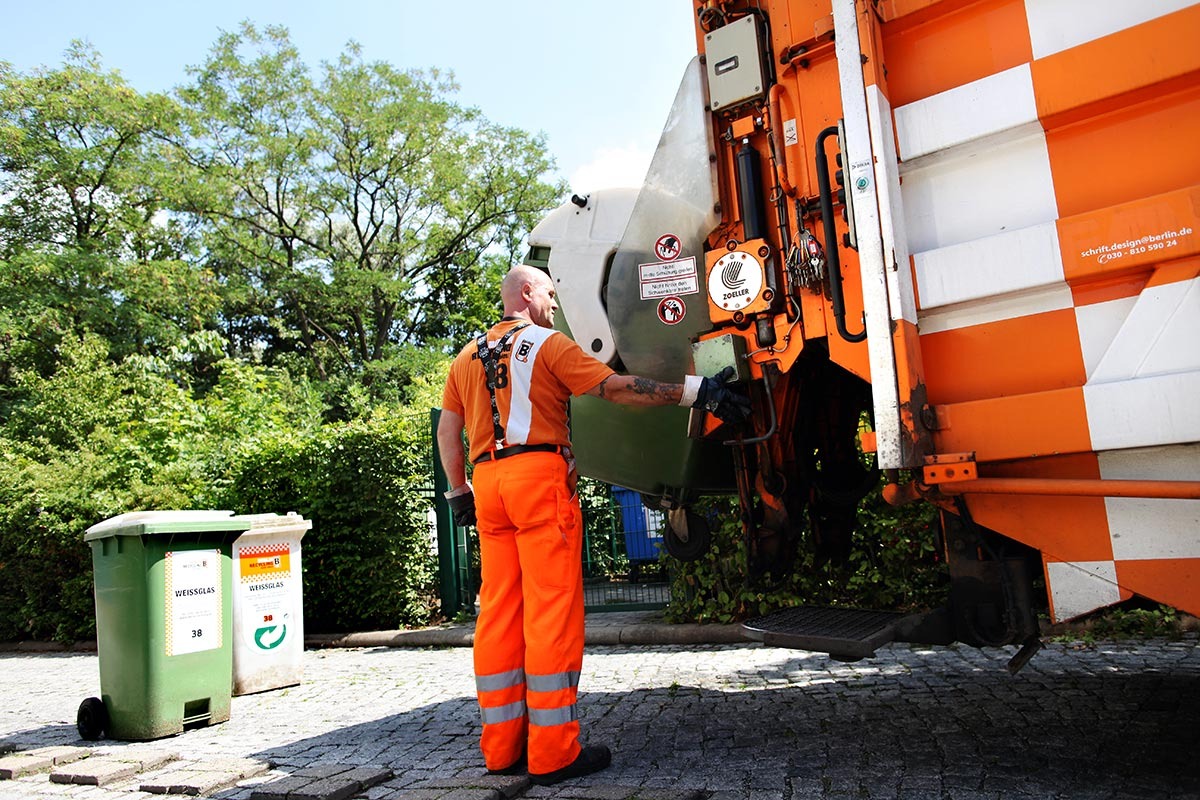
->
[239,544,290,582]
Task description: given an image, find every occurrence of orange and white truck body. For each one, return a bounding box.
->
[811,0,1200,623]
[532,0,1200,635]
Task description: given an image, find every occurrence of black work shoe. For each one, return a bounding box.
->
[486,752,527,776]
[529,745,612,786]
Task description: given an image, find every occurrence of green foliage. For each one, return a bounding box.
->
[1093,604,1180,638]
[1,415,439,642]
[0,42,182,258]
[1052,602,1186,645]
[664,484,947,624]
[578,478,630,579]
[171,23,561,377]
[0,45,213,379]
[219,416,437,633]
[0,445,132,643]
[315,345,452,423]
[0,34,552,642]
[0,336,324,642]
[0,337,438,640]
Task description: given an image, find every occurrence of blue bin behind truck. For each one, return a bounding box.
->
[612,487,664,562]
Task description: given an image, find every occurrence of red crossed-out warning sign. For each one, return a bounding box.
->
[657,296,686,325]
[655,233,682,261]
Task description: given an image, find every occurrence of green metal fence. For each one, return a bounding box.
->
[579,485,671,612]
[428,409,670,617]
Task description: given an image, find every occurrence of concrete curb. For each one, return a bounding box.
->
[306,626,474,649]
[0,641,97,653]
[304,621,748,649]
[8,614,1198,653]
[582,622,748,646]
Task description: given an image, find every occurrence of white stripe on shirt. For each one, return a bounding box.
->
[504,326,556,445]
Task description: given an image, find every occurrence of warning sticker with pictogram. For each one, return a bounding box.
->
[655,233,683,261]
[657,296,687,326]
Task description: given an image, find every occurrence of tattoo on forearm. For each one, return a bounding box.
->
[597,376,613,399]
[631,377,682,401]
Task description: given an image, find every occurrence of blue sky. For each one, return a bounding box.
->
[0,1,699,195]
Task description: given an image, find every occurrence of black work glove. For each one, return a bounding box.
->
[447,489,476,527]
[693,366,752,423]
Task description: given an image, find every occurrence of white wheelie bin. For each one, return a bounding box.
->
[230,512,311,695]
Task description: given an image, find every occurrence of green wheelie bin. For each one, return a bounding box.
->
[79,511,252,741]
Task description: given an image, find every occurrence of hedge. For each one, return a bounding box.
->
[0,339,439,642]
[218,417,437,634]
[664,484,948,624]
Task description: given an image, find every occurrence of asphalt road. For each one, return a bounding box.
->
[1,634,1197,799]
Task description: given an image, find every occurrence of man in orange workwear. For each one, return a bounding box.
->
[437,263,749,786]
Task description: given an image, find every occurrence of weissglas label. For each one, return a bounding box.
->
[165,549,222,656]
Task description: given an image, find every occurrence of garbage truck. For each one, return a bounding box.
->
[527,0,1200,663]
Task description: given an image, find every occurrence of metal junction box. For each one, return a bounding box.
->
[704,14,766,111]
[692,333,750,383]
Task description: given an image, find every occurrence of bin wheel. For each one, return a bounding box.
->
[663,509,711,562]
[77,697,108,741]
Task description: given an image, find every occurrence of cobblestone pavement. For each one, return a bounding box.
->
[1,635,1197,799]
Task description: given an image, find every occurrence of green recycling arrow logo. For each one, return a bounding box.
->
[254,623,287,650]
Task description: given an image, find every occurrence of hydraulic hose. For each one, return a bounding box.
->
[814,125,867,343]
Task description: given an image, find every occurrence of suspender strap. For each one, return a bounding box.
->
[475,322,531,449]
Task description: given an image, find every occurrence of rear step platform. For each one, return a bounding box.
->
[742,606,905,661]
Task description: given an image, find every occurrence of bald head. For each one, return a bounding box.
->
[501,265,550,309]
[501,265,558,328]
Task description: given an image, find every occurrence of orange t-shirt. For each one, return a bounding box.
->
[442,319,616,464]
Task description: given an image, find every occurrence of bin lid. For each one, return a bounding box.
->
[232,512,312,538]
[84,510,253,541]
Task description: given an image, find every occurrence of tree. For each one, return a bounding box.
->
[0,44,218,380]
[170,25,330,374]
[173,24,563,380]
[310,46,560,349]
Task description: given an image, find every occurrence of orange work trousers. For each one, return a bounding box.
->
[471,450,585,775]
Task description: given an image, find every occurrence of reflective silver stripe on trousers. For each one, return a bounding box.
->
[526,670,581,693]
[479,700,527,726]
[475,668,525,694]
[528,704,579,727]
